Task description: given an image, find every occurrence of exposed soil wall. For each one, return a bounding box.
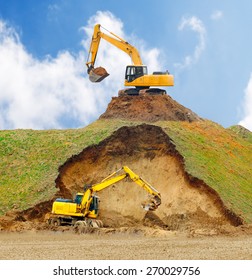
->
[54,124,242,231]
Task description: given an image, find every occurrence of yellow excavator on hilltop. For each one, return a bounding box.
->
[86,24,174,96]
[46,166,161,229]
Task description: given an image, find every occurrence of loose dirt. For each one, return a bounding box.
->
[100,95,202,122]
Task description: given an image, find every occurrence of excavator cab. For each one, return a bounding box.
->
[125,65,148,82]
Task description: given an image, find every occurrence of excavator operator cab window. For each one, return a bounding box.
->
[125,66,147,82]
[89,196,99,214]
[74,194,83,205]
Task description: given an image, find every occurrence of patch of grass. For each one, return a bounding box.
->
[228,125,252,144]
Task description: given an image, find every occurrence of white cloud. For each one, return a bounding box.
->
[211,10,223,21]
[174,16,206,70]
[0,11,161,129]
[239,74,252,131]
[0,21,97,129]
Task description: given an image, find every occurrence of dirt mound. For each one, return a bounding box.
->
[99,95,202,122]
[0,124,242,233]
[0,201,53,232]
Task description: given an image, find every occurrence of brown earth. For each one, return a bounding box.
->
[92,66,109,76]
[100,95,202,122]
[1,229,252,260]
[0,95,250,260]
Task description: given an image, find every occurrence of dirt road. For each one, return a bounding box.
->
[0,230,251,260]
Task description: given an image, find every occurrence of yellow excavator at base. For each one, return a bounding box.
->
[46,166,161,229]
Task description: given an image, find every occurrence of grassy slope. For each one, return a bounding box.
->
[0,120,132,214]
[0,119,251,222]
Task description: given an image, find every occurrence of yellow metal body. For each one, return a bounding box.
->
[124,71,174,87]
[86,24,174,88]
[52,196,97,218]
[51,166,161,220]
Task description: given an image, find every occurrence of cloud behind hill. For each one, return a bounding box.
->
[239,74,252,131]
[0,11,161,129]
[174,16,206,70]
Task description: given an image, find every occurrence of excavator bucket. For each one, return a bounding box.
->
[142,195,161,211]
[89,67,109,83]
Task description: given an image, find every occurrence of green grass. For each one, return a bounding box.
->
[0,119,132,214]
[1,119,252,223]
[228,125,252,144]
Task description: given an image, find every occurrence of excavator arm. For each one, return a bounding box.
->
[81,166,161,216]
[121,166,161,210]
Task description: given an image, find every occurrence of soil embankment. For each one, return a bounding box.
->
[0,95,244,233]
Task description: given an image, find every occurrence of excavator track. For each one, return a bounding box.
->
[139,88,167,96]
[118,88,166,97]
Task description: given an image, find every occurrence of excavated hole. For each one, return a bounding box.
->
[54,124,242,232]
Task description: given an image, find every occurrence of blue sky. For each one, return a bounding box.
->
[0,0,252,130]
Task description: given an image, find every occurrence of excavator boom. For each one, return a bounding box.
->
[86,24,142,68]
[79,166,161,212]
[86,24,142,83]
